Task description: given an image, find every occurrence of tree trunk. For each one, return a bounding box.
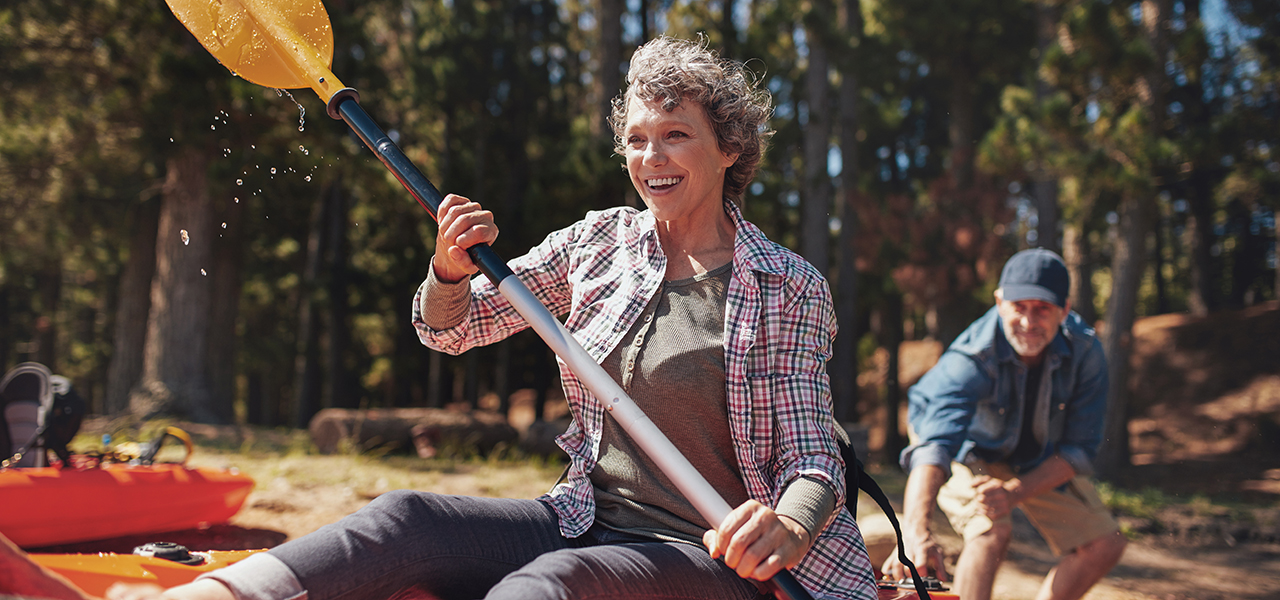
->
[293,184,332,427]
[1032,179,1060,252]
[720,0,738,57]
[597,0,624,138]
[882,292,906,457]
[928,57,978,344]
[1096,195,1149,479]
[34,252,61,369]
[1185,179,1215,316]
[427,351,443,408]
[130,147,218,423]
[1063,223,1098,326]
[801,1,834,274]
[208,185,245,423]
[1153,209,1170,313]
[326,183,352,409]
[1097,0,1168,480]
[831,0,862,424]
[1031,0,1061,253]
[0,285,9,372]
[106,197,160,415]
[947,58,977,190]
[308,407,517,456]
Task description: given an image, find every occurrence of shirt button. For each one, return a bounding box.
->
[644,314,653,322]
[998,408,1005,415]
[1059,403,1066,410]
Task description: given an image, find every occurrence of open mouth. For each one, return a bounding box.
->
[646,176,682,190]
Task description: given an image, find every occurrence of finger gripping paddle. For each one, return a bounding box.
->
[164,2,817,598]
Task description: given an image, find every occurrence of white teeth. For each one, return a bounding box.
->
[647,177,681,187]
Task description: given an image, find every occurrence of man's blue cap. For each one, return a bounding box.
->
[998,249,1070,308]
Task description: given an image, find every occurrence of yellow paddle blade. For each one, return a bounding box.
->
[165,0,347,103]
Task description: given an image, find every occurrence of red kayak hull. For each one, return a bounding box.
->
[0,464,254,548]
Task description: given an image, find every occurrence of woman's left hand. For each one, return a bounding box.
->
[702,500,811,581]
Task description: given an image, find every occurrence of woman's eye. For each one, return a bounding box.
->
[668,131,688,139]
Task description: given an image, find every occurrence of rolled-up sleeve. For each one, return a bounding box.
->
[899,351,993,478]
[197,552,307,600]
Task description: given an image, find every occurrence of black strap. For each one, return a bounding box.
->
[838,438,932,600]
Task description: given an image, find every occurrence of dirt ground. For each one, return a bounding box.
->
[33,302,1280,599]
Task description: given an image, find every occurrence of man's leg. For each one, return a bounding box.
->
[1035,530,1127,600]
[951,520,1012,600]
[937,461,1016,600]
[1019,477,1127,600]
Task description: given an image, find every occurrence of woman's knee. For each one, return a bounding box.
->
[485,552,584,600]
[363,489,432,517]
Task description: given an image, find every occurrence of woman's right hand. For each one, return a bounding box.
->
[433,194,498,283]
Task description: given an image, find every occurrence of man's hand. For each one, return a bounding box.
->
[703,500,810,581]
[971,475,1018,520]
[881,529,949,582]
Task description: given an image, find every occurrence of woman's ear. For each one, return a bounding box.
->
[721,151,740,169]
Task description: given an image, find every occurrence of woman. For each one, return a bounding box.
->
[116,36,876,600]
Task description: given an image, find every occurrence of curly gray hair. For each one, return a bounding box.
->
[609,36,774,206]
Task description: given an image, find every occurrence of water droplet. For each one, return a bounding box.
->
[305,175,312,182]
[170,137,174,142]
[236,179,243,185]
[251,144,256,149]
[221,222,227,229]
[211,125,216,130]
[270,167,277,174]
[235,197,240,203]
[201,269,207,276]
[180,230,190,245]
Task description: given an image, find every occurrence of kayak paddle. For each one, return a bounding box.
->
[162,2,818,599]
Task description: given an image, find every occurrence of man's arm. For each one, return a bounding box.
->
[971,454,1076,520]
[882,464,949,581]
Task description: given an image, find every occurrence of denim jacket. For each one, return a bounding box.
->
[899,306,1108,479]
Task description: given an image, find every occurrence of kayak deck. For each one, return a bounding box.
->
[29,549,260,597]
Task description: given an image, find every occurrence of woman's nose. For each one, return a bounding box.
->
[642,141,667,165]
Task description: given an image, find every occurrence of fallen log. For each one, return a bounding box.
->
[308,408,516,456]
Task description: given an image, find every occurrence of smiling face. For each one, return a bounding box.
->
[623,96,739,225]
[995,289,1070,365]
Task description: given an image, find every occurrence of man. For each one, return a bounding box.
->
[882,249,1127,600]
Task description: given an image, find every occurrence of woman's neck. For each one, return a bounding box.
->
[657,212,736,280]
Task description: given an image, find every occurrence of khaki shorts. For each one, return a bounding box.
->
[936,461,1120,557]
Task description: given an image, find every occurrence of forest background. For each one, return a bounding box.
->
[1,0,1277,481]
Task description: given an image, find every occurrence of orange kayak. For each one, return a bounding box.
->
[29,546,259,597]
[0,464,254,548]
[28,545,958,600]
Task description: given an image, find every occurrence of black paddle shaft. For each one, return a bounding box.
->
[328,90,815,600]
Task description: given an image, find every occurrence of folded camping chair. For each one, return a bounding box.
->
[0,362,55,468]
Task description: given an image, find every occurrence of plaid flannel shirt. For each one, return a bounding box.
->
[412,201,876,600]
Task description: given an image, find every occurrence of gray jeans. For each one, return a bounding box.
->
[268,490,767,600]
